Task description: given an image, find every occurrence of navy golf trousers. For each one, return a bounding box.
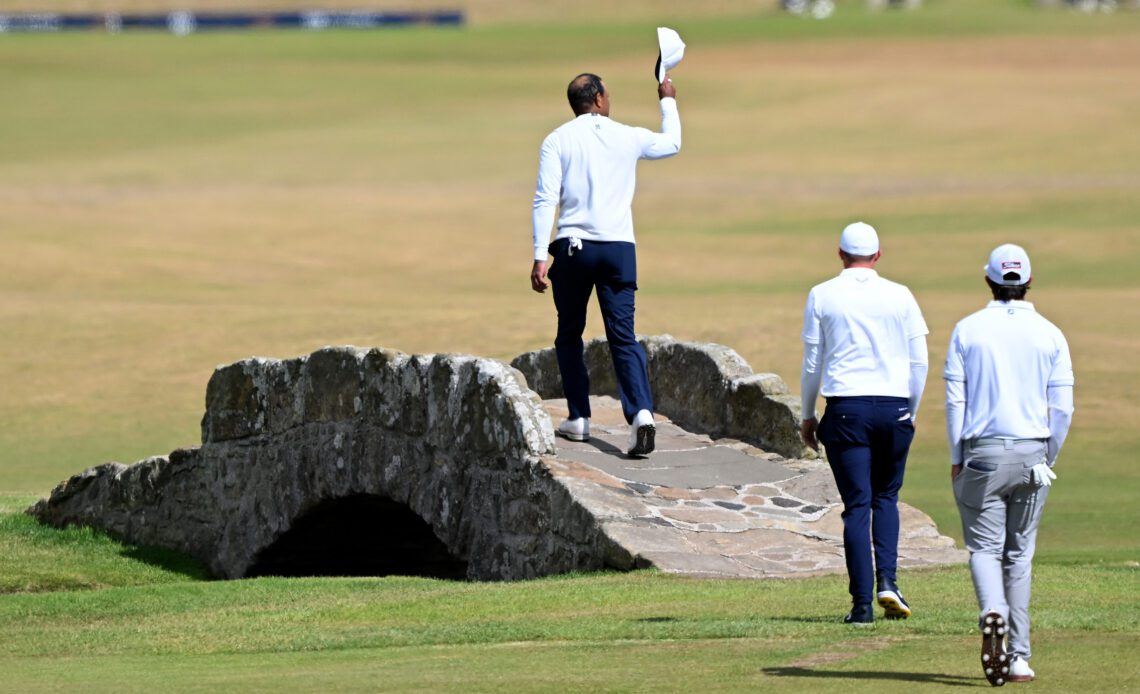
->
[818,395,915,606]
[547,237,653,425]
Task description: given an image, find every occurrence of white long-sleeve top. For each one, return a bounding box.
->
[531,97,681,261]
[799,268,930,421]
[943,300,1075,467]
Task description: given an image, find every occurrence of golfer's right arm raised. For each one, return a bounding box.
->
[638,77,681,159]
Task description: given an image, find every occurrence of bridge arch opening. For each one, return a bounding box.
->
[245,493,468,579]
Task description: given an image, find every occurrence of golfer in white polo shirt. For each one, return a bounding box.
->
[800,221,929,624]
[945,244,1074,686]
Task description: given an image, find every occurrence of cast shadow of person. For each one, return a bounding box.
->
[580,433,641,460]
[762,666,976,687]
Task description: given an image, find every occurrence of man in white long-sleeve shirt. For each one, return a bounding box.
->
[945,243,1074,687]
[800,221,929,624]
[530,72,681,457]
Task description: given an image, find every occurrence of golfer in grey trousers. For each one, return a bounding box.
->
[945,244,1074,687]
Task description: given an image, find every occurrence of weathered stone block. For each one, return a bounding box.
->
[264,358,305,435]
[301,347,366,423]
[360,347,411,429]
[647,339,748,435]
[201,360,262,443]
[509,347,558,399]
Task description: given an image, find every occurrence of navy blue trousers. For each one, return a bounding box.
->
[818,396,915,606]
[547,238,653,424]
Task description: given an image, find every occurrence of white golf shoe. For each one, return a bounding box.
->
[1008,657,1035,683]
[556,417,589,442]
[627,409,656,458]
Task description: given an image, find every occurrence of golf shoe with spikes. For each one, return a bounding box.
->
[876,578,912,620]
[627,409,655,458]
[980,611,1009,687]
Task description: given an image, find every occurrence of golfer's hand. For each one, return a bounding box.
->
[658,75,676,99]
[951,463,963,482]
[800,418,818,452]
[1030,462,1057,487]
[530,261,549,293]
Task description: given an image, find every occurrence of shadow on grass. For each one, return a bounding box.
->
[767,615,846,624]
[763,667,977,686]
[119,545,212,581]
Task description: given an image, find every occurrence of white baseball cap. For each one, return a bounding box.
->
[839,221,879,256]
[655,27,685,84]
[985,243,1032,285]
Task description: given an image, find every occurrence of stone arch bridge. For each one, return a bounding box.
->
[29,336,963,580]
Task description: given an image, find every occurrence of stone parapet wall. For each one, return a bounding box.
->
[510,335,811,459]
[30,346,635,580]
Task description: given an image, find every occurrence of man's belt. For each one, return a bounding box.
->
[969,437,1046,446]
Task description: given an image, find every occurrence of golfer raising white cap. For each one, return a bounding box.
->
[529,70,681,457]
[800,221,930,624]
[945,243,1074,686]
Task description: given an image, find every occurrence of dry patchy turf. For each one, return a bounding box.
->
[0,15,1137,567]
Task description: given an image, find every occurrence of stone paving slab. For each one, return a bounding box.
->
[542,396,966,579]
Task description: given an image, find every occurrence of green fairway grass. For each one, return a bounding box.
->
[1,2,1138,690]
[3,486,1139,691]
[1,491,1138,691]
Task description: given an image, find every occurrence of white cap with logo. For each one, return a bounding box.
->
[985,244,1032,286]
[839,221,879,256]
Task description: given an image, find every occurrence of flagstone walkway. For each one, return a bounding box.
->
[542,396,966,579]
